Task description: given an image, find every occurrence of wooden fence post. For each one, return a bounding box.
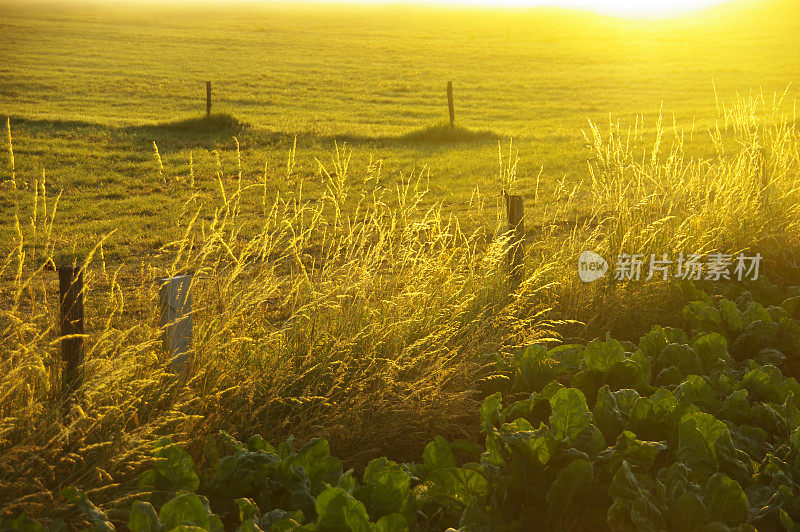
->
[447,81,455,127]
[159,274,193,374]
[58,264,84,401]
[206,81,212,117]
[505,194,525,288]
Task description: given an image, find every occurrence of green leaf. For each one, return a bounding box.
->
[268,519,303,532]
[60,487,114,532]
[459,499,492,529]
[584,338,625,374]
[660,461,696,498]
[288,439,343,486]
[512,344,554,391]
[479,393,503,434]
[612,389,641,418]
[314,487,371,532]
[423,436,457,472]
[692,333,730,370]
[705,473,748,526]
[656,366,684,387]
[781,510,800,532]
[158,493,211,531]
[675,375,717,408]
[607,359,646,390]
[549,388,592,444]
[683,301,723,335]
[677,412,730,481]
[450,439,484,460]
[209,450,276,504]
[630,390,680,442]
[247,435,277,454]
[374,514,409,532]
[337,469,357,493]
[607,461,668,531]
[237,519,264,532]
[203,506,224,532]
[657,344,703,377]
[672,491,708,532]
[754,348,787,366]
[259,510,304,531]
[720,389,753,425]
[639,326,688,359]
[781,295,800,319]
[128,502,161,532]
[152,437,200,493]
[719,299,743,334]
[622,351,652,389]
[545,458,593,524]
[548,344,585,373]
[594,385,624,442]
[355,458,413,521]
[570,370,600,404]
[597,431,666,474]
[235,498,260,524]
[496,420,552,468]
[740,364,800,404]
[426,467,489,506]
[540,381,565,400]
[741,302,772,327]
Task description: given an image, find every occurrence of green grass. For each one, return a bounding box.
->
[2,0,800,261]
[2,0,798,134]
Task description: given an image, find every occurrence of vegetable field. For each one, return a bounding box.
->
[9,285,800,531]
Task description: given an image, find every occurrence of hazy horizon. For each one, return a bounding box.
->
[0,0,743,16]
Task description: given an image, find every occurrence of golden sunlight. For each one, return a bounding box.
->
[401,0,734,18]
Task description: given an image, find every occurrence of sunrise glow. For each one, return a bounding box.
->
[359,0,734,18]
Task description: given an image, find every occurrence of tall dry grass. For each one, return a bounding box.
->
[531,91,800,337]
[1,94,800,521]
[0,136,557,519]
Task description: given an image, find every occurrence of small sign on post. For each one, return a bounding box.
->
[58,264,84,401]
[206,81,212,117]
[447,81,455,127]
[159,274,193,374]
[505,194,525,288]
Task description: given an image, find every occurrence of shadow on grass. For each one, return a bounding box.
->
[8,114,502,148]
[135,113,247,135]
[7,113,247,142]
[394,123,500,144]
[128,113,250,148]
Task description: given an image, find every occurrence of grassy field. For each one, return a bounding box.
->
[3,0,800,525]
[2,0,800,256]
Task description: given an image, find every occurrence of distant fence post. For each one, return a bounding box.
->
[159,274,193,374]
[206,81,212,117]
[447,81,455,127]
[58,264,84,402]
[505,194,525,288]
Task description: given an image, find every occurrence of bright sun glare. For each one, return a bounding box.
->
[402,0,732,18]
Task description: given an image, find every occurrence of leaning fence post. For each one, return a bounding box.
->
[159,274,193,374]
[447,81,455,127]
[505,194,525,288]
[58,264,84,401]
[206,81,212,117]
